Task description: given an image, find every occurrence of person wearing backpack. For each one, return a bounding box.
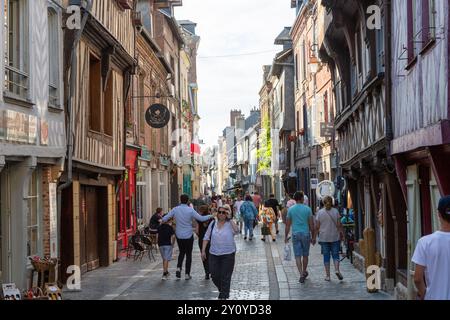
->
[239,195,259,241]
[201,205,240,300]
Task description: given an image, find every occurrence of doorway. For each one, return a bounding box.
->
[79,186,108,274]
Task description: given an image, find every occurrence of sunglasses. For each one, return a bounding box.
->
[218,210,228,214]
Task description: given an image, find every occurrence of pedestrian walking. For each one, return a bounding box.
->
[195,205,214,280]
[264,194,281,235]
[412,195,450,300]
[239,195,259,240]
[252,191,263,209]
[148,208,163,235]
[260,206,276,242]
[202,205,240,300]
[285,191,315,283]
[233,195,244,234]
[162,194,214,280]
[316,196,344,282]
[158,216,176,280]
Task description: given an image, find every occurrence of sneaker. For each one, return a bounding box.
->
[249,236,253,241]
[299,276,306,284]
[244,237,247,240]
[205,274,210,280]
[176,269,181,279]
[336,272,344,281]
[325,276,331,282]
[276,230,280,235]
[162,273,169,280]
[185,274,192,280]
[261,238,265,242]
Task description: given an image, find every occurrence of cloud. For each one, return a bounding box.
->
[175,0,295,147]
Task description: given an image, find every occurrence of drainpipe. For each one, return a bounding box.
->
[57,0,92,268]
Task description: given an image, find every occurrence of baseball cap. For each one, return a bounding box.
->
[438,196,450,215]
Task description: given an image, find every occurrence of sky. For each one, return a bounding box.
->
[175,0,295,149]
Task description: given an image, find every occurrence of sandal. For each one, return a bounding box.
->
[336,272,344,281]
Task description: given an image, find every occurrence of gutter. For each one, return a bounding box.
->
[57,0,93,264]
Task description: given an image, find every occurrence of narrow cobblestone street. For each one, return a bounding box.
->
[63,224,392,300]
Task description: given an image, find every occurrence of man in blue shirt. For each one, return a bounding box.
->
[285,191,316,283]
[162,194,213,280]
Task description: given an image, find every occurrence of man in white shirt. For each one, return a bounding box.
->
[412,195,450,300]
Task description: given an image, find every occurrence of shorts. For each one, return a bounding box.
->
[292,232,311,257]
[319,241,340,264]
[159,245,173,261]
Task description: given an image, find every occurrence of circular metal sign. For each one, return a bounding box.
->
[316,180,336,200]
[145,104,170,128]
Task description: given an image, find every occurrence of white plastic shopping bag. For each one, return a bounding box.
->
[284,243,292,261]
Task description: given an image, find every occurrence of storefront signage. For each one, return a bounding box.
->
[316,180,336,200]
[49,183,58,259]
[160,156,170,167]
[41,120,49,146]
[320,122,334,138]
[145,104,170,128]
[140,146,152,161]
[311,178,319,190]
[28,115,37,144]
[6,110,28,143]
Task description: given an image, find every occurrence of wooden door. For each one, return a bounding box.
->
[79,186,87,273]
[79,186,100,273]
[86,187,99,271]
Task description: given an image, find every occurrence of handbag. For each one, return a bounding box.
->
[284,244,292,261]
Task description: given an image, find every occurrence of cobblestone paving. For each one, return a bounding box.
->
[272,224,393,300]
[63,223,394,300]
[117,229,271,300]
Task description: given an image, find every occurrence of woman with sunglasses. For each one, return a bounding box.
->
[202,205,240,300]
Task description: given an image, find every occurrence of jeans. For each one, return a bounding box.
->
[320,241,341,264]
[198,240,210,275]
[292,232,311,257]
[176,236,194,274]
[209,253,236,299]
[244,218,254,238]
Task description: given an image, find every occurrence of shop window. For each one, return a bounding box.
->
[4,0,29,98]
[104,73,113,136]
[89,54,102,132]
[27,171,39,257]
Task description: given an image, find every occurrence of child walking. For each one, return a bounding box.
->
[158,216,176,280]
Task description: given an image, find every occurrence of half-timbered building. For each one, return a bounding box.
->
[60,0,135,277]
[0,0,66,289]
[390,0,450,299]
[320,0,406,292]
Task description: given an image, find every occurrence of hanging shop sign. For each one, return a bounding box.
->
[320,122,334,138]
[311,178,319,190]
[145,104,170,128]
[316,180,336,200]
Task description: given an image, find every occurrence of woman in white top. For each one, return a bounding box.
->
[202,205,240,300]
